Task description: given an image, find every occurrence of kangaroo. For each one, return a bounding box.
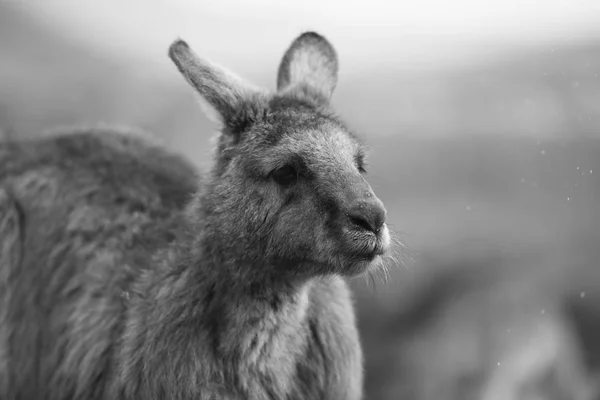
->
[0,32,391,399]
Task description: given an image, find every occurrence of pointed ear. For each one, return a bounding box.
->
[168,39,263,130]
[276,32,338,103]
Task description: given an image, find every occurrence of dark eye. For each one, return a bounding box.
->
[271,165,298,187]
[356,155,367,174]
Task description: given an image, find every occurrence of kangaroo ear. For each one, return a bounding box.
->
[169,39,263,131]
[276,32,338,103]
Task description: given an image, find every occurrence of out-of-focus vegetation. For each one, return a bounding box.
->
[2,3,600,399]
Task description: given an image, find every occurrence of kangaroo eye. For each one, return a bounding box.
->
[271,165,298,187]
[356,155,367,174]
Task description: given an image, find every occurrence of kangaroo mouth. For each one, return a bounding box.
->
[336,245,387,277]
[351,242,386,261]
[343,224,390,262]
[344,232,389,270]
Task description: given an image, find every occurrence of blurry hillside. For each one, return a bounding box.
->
[2,2,600,399]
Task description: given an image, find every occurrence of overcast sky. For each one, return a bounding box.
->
[14,0,600,83]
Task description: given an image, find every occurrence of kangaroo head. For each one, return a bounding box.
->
[169,32,390,279]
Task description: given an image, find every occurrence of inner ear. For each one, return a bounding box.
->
[276,32,338,103]
[169,39,265,134]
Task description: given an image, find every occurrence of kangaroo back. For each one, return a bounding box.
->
[0,128,198,398]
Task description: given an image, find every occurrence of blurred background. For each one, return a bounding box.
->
[2,0,600,398]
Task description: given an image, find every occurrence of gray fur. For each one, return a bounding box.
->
[0,32,390,399]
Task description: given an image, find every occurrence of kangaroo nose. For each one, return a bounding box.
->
[347,198,386,234]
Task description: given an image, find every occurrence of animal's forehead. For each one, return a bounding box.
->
[286,123,358,158]
[241,113,363,177]
[260,118,361,165]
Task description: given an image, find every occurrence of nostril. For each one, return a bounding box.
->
[347,200,386,234]
[349,214,375,233]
